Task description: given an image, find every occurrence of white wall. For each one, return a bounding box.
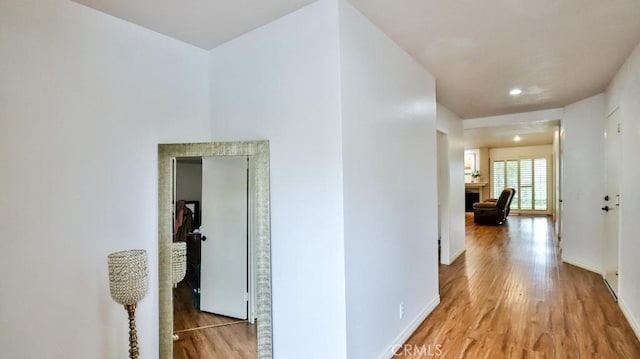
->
[208,1,348,357]
[560,94,605,273]
[436,104,466,265]
[477,147,491,199]
[606,41,640,337]
[176,161,203,203]
[339,1,439,358]
[0,1,210,358]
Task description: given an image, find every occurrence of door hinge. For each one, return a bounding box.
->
[618,123,621,133]
[244,292,249,302]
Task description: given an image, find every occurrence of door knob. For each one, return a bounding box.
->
[602,206,610,212]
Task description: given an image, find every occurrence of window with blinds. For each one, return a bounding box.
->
[492,158,548,211]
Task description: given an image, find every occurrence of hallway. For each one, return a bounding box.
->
[396,214,640,358]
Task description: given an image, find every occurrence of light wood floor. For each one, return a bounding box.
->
[173,284,257,359]
[395,214,640,358]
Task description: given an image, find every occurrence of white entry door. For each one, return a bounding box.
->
[200,156,248,319]
[603,109,621,299]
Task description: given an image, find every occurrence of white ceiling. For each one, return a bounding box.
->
[72,0,640,120]
[348,0,640,119]
[463,120,559,149]
[72,0,315,49]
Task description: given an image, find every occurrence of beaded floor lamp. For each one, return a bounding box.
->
[172,242,187,287]
[171,242,187,341]
[108,250,149,359]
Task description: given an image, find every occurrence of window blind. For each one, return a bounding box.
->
[492,157,548,212]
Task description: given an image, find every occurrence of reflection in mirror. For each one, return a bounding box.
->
[158,141,271,359]
[173,155,256,357]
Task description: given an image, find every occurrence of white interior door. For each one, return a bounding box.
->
[604,109,621,299]
[200,156,248,319]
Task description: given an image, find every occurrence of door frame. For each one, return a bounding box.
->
[603,107,621,300]
[436,130,451,264]
[158,141,272,359]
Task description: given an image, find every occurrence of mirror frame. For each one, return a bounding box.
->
[158,141,272,358]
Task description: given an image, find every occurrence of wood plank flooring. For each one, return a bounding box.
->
[395,214,640,358]
[173,284,245,331]
[173,323,257,359]
[173,283,257,358]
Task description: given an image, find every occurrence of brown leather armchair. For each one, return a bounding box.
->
[473,188,516,225]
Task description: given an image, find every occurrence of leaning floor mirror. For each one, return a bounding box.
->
[158,141,272,359]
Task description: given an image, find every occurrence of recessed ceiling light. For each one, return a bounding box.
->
[509,88,523,96]
[514,135,522,142]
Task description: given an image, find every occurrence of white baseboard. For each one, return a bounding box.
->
[378,296,440,359]
[449,248,465,264]
[561,256,603,276]
[619,298,640,341]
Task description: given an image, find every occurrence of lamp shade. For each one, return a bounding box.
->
[108,250,149,306]
[172,242,187,286]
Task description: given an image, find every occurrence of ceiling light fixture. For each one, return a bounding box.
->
[509,88,523,96]
[513,135,521,142]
